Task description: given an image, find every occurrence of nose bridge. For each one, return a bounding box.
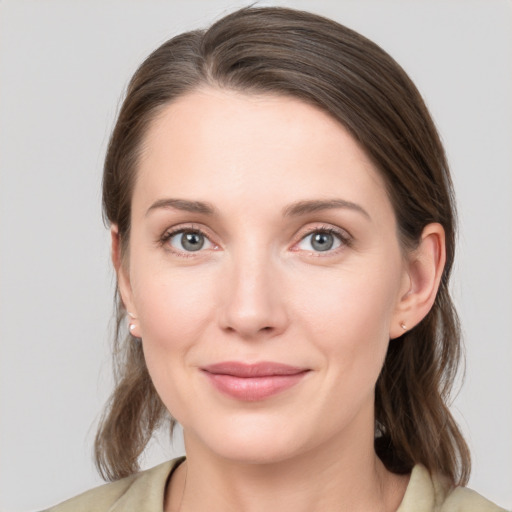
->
[219,241,287,339]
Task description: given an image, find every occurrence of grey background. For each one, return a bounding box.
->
[0,1,511,510]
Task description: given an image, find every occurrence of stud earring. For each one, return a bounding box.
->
[127,312,138,336]
[400,322,407,331]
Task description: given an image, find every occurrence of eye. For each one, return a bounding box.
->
[296,228,347,253]
[163,228,215,253]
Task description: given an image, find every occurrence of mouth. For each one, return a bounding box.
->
[200,361,310,401]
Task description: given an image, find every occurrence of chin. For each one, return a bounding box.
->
[184,414,316,465]
[213,439,304,465]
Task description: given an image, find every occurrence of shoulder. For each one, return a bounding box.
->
[398,464,507,512]
[43,458,184,512]
[440,485,508,512]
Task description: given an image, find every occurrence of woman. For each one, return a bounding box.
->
[46,6,505,512]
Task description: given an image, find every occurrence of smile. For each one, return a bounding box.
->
[200,362,310,401]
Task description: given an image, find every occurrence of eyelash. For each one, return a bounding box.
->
[294,225,352,256]
[158,224,352,259]
[158,224,216,259]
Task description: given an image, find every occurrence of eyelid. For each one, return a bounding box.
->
[159,223,219,257]
[291,223,352,255]
[159,222,352,257]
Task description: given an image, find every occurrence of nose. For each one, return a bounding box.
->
[218,248,289,340]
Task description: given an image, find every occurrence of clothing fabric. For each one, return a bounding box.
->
[44,457,506,512]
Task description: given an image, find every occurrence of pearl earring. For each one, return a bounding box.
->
[400,322,407,331]
[127,312,138,335]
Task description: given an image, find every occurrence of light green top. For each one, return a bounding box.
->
[44,457,506,512]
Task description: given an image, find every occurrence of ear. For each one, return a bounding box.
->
[111,225,141,337]
[390,223,446,339]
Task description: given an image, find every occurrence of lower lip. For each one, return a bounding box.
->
[203,372,308,401]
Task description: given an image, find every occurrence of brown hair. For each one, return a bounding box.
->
[96,6,470,484]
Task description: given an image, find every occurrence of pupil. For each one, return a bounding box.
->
[182,232,204,251]
[312,232,333,251]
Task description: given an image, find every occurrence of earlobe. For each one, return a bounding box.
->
[111,226,140,336]
[390,223,446,339]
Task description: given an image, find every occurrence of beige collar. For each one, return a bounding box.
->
[108,458,503,512]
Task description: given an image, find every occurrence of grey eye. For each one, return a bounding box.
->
[169,230,212,252]
[297,230,342,252]
[181,232,204,251]
[311,232,334,251]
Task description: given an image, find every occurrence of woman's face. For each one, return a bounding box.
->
[119,88,411,464]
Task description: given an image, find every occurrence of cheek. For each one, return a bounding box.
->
[133,266,216,349]
[297,266,398,337]
[130,265,220,420]
[293,263,400,377]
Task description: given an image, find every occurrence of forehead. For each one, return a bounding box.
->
[134,87,392,222]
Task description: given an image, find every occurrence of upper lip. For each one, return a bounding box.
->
[201,361,309,377]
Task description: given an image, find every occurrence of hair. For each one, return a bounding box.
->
[96,6,470,485]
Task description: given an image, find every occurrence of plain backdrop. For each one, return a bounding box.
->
[0,1,511,510]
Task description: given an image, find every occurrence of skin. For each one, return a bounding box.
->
[114,88,446,512]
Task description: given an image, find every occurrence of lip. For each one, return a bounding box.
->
[201,361,310,401]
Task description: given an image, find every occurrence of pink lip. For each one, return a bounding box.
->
[201,361,310,401]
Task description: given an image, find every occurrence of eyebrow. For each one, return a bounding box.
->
[282,199,371,220]
[146,197,371,220]
[146,198,216,216]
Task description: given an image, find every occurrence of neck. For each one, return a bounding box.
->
[166,423,409,512]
